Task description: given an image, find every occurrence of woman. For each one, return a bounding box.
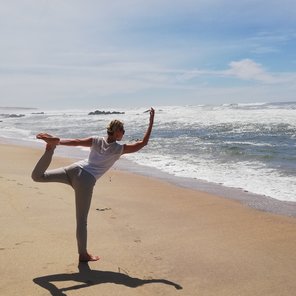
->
[32,108,155,262]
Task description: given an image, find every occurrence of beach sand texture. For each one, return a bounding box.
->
[0,143,296,296]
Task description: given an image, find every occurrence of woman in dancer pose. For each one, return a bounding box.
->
[32,108,155,262]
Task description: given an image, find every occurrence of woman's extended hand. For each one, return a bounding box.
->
[122,107,155,154]
[149,107,155,124]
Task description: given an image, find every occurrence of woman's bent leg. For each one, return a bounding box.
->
[31,148,70,184]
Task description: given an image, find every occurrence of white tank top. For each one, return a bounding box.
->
[76,136,123,180]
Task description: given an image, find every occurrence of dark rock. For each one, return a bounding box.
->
[88,110,125,115]
[8,114,25,118]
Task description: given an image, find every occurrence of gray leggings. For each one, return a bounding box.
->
[31,149,96,255]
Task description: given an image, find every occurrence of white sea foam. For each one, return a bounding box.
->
[125,152,296,202]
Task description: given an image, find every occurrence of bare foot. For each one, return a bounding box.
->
[36,133,60,146]
[36,133,60,145]
[79,253,100,262]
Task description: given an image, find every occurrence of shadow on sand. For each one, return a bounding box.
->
[33,262,182,295]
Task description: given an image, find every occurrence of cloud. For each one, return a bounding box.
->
[225,59,277,83]
[169,58,296,87]
[173,59,279,84]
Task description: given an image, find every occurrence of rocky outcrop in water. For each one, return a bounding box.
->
[88,110,125,115]
[0,113,26,120]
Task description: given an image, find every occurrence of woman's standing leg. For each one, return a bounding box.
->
[67,166,99,262]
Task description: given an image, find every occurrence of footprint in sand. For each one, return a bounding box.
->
[96,207,112,212]
[118,266,129,275]
[15,240,33,246]
[42,262,55,270]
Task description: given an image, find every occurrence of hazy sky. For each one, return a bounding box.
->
[0,0,295,109]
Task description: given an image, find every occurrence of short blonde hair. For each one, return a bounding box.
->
[107,120,124,135]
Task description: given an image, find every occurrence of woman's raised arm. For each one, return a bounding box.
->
[122,108,155,154]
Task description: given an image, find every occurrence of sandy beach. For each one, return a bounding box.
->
[1,143,296,296]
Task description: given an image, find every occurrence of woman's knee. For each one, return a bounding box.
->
[31,171,44,182]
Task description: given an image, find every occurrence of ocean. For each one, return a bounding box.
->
[1,102,296,204]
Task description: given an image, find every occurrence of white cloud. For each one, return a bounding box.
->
[173,58,295,85]
[225,59,277,83]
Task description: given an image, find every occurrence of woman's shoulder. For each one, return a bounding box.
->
[90,136,104,147]
[92,136,103,142]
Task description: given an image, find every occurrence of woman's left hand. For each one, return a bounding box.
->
[149,107,155,123]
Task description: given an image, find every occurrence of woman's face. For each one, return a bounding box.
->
[114,127,125,141]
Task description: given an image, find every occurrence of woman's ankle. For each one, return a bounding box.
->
[79,253,100,262]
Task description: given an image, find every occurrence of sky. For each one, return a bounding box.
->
[0,0,296,109]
